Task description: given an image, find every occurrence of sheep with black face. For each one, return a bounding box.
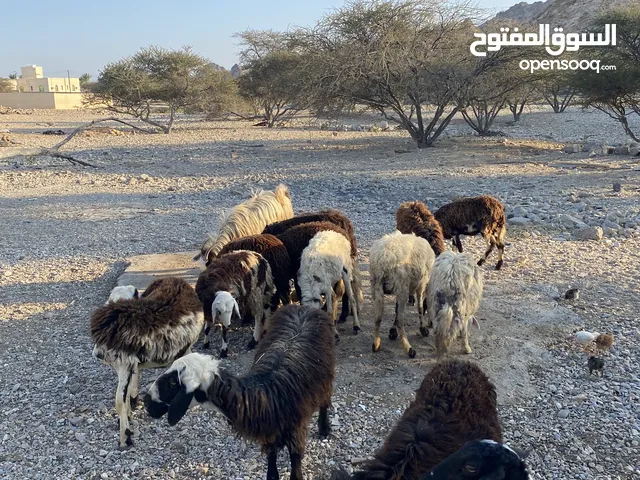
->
[145,304,335,480]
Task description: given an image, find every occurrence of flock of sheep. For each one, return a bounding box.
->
[90,184,530,479]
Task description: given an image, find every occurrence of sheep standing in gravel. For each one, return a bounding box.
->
[396,201,446,256]
[216,234,292,310]
[90,277,203,449]
[196,250,275,357]
[145,304,335,480]
[427,251,484,356]
[330,360,513,480]
[298,230,361,339]
[434,195,506,270]
[369,231,435,358]
[194,184,293,265]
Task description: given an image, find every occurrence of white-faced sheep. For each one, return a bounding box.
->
[276,220,361,323]
[369,231,435,358]
[329,360,529,480]
[215,233,292,310]
[427,251,484,356]
[90,277,203,449]
[195,250,275,358]
[298,230,361,340]
[144,304,335,480]
[194,184,294,265]
[433,195,506,270]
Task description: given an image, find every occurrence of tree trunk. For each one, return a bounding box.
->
[165,107,176,134]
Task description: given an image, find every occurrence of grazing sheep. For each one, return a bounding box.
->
[329,360,506,480]
[396,201,446,256]
[298,230,361,339]
[434,195,506,270]
[91,277,203,449]
[263,208,356,254]
[276,221,360,322]
[369,231,435,358]
[195,250,275,358]
[194,184,294,264]
[145,304,335,480]
[427,252,484,356]
[215,234,292,310]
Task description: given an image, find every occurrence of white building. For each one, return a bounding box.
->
[0,65,83,109]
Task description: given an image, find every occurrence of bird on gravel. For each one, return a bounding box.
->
[595,333,614,353]
[573,330,600,352]
[588,356,605,376]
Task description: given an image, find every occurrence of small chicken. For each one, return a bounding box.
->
[588,356,605,376]
[573,330,599,345]
[595,333,614,353]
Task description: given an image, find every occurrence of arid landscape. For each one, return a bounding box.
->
[1,107,639,480]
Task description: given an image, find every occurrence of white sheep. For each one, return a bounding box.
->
[369,230,435,358]
[298,230,361,339]
[427,251,484,356]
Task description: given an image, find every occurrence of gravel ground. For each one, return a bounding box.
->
[0,107,639,480]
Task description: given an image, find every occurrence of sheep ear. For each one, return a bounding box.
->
[233,299,241,320]
[167,387,194,426]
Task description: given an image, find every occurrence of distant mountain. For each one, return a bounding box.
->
[490,1,550,25]
[230,64,242,78]
[209,62,227,72]
[488,0,633,29]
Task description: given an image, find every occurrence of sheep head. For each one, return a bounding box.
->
[424,440,529,479]
[106,285,139,304]
[212,291,240,327]
[145,353,220,426]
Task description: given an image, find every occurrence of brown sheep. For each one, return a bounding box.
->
[334,360,503,479]
[434,195,506,270]
[396,201,446,256]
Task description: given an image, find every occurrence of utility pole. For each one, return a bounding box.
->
[67,70,71,92]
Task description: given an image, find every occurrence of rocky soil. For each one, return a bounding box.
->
[0,107,639,479]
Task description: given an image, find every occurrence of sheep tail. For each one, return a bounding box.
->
[351,259,364,307]
[433,292,463,354]
[274,183,291,203]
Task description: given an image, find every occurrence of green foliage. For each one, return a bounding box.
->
[290,0,513,147]
[571,5,640,140]
[88,46,236,133]
[8,72,18,80]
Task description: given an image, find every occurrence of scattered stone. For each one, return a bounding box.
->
[615,145,630,155]
[559,214,588,229]
[558,410,570,419]
[509,216,531,225]
[564,144,581,154]
[613,183,622,193]
[574,226,603,241]
[69,417,85,427]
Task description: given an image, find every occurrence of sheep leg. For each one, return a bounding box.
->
[372,280,384,353]
[477,235,495,267]
[407,294,415,306]
[325,286,339,342]
[461,319,472,354]
[454,235,463,253]
[203,321,212,349]
[287,440,305,480]
[496,241,505,270]
[129,363,140,409]
[389,302,399,340]
[115,363,134,449]
[266,446,279,480]
[416,290,429,337]
[342,268,360,335]
[318,405,331,438]
[338,293,349,323]
[220,325,229,358]
[395,295,416,358]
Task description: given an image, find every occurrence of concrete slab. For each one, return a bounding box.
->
[117,251,201,294]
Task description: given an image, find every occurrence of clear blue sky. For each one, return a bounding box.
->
[1,0,518,79]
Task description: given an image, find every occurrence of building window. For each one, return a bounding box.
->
[55,85,59,92]
[30,86,34,91]
[39,85,44,92]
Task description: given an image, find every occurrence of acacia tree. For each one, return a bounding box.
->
[88,46,236,133]
[235,31,308,127]
[573,5,640,141]
[0,78,13,93]
[292,0,508,147]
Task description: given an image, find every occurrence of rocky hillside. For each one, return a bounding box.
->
[491,0,633,28]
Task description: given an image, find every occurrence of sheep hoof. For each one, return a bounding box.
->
[334,334,340,343]
[129,396,139,409]
[247,339,257,350]
[419,326,429,337]
[407,295,415,306]
[388,327,398,341]
[495,260,503,270]
[464,347,472,354]
[477,259,486,267]
[372,340,381,353]
[337,315,348,324]
[220,349,228,359]
[408,348,416,359]
[353,326,360,335]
